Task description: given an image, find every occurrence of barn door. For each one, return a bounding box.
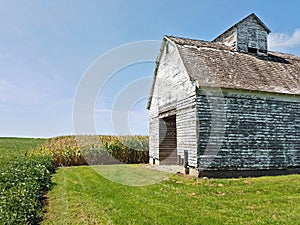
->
[159,115,177,165]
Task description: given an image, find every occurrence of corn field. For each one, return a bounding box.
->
[28,135,149,167]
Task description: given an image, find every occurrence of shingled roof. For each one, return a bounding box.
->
[166,35,300,95]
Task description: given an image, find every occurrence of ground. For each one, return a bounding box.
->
[1,138,300,225]
[43,165,300,225]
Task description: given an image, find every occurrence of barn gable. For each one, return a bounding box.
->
[147,37,195,111]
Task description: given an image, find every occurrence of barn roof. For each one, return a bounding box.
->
[146,35,300,109]
[169,35,300,94]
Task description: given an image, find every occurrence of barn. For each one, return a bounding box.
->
[147,13,300,177]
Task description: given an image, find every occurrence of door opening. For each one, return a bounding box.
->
[159,115,177,165]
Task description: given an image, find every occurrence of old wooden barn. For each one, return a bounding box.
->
[147,13,300,177]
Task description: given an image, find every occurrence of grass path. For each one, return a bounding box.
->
[43,165,300,225]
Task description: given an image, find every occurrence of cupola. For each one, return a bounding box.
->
[212,13,271,56]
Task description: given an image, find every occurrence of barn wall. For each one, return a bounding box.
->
[149,39,197,166]
[149,117,159,162]
[197,88,300,171]
[177,95,197,167]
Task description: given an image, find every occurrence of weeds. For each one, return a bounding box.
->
[28,135,149,167]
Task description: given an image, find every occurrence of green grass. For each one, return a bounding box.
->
[43,165,300,225]
[0,137,46,164]
[92,164,171,186]
[1,138,300,224]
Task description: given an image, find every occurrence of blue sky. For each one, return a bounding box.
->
[0,0,300,137]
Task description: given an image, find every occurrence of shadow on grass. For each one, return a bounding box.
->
[42,177,57,216]
[92,164,173,186]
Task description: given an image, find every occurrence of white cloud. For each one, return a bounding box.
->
[269,28,300,52]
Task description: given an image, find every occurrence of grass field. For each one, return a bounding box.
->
[43,165,300,225]
[1,138,300,224]
[0,137,45,164]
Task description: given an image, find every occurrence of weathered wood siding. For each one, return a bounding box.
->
[149,117,159,162]
[214,28,237,49]
[149,39,197,166]
[197,88,300,171]
[214,15,268,55]
[237,16,268,54]
[177,95,197,167]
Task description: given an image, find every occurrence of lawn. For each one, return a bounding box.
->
[43,165,300,225]
[1,138,300,224]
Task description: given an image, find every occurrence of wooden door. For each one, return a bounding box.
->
[159,115,177,165]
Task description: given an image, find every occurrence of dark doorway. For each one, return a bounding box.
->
[159,115,177,165]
